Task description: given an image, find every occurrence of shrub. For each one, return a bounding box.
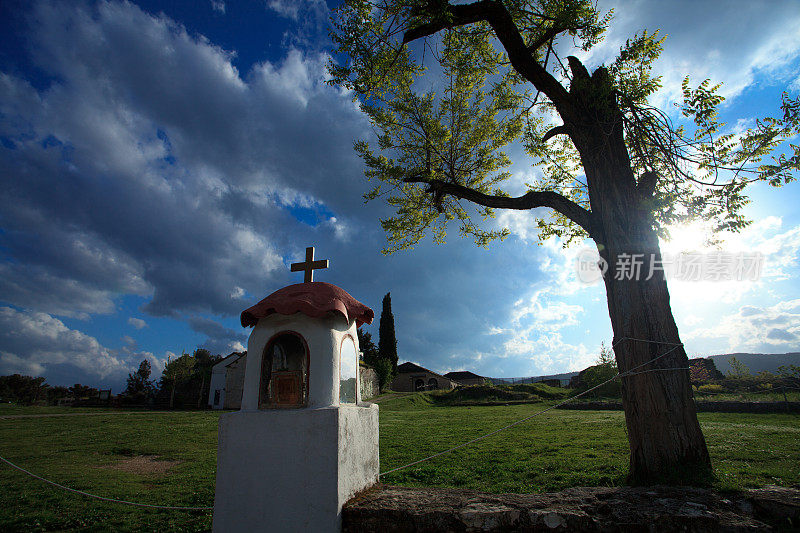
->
[507,382,571,400]
[726,356,751,379]
[372,358,396,392]
[580,363,621,398]
[697,384,723,393]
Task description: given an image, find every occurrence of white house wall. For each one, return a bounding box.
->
[208,367,227,409]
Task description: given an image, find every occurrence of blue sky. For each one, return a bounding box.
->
[0,0,799,392]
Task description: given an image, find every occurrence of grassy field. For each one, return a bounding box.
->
[377,393,800,491]
[0,397,798,531]
[0,404,121,416]
[0,411,218,531]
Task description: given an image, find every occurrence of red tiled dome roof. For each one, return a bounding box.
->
[240,282,374,328]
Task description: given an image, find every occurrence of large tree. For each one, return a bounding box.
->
[329,0,799,483]
[122,359,156,405]
[159,353,196,409]
[379,292,399,371]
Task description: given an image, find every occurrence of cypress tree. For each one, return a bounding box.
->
[378,292,398,371]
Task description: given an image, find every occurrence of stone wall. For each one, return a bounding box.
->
[558,401,800,413]
[360,366,380,400]
[343,484,800,532]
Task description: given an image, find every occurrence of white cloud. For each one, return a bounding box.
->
[0,306,129,380]
[128,317,147,330]
[0,351,45,376]
[0,0,369,321]
[266,0,327,21]
[509,289,583,329]
[0,308,177,388]
[685,298,800,353]
[664,218,800,305]
[583,0,800,110]
[791,74,800,92]
[267,0,300,19]
[250,49,327,108]
[326,216,349,241]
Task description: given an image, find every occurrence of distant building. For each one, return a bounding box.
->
[209,352,247,409]
[444,371,486,386]
[391,362,458,392]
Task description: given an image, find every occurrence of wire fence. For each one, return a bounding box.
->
[379,336,685,477]
[0,454,213,511]
[3,335,792,508]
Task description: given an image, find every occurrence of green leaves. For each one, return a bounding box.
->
[616,57,798,237]
[609,29,664,102]
[334,3,530,252]
[330,0,799,253]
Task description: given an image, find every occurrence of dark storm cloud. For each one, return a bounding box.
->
[0,0,594,380]
[0,0,373,324]
[187,315,246,343]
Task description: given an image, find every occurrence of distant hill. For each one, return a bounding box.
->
[709,352,800,375]
[488,371,579,386]
[486,353,800,387]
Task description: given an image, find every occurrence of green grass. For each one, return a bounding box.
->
[378,394,800,492]
[0,410,218,531]
[0,404,121,416]
[0,399,798,531]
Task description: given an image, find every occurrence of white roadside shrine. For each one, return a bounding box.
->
[212,248,379,532]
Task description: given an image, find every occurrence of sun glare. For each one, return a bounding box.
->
[659,222,716,256]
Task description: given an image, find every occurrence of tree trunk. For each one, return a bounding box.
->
[571,72,712,483]
[600,237,711,484]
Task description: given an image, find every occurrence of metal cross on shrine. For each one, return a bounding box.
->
[290,246,329,282]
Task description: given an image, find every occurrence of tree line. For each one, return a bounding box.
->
[0,375,102,406]
[0,348,223,408]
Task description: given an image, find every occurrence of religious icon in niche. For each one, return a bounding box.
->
[260,333,308,408]
[339,336,358,404]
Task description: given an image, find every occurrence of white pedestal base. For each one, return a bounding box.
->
[212,405,379,532]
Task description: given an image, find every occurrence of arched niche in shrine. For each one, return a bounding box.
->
[258,331,309,409]
[339,335,358,404]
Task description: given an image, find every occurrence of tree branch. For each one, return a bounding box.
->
[402,0,575,120]
[403,177,595,236]
[526,24,561,53]
[542,125,569,143]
